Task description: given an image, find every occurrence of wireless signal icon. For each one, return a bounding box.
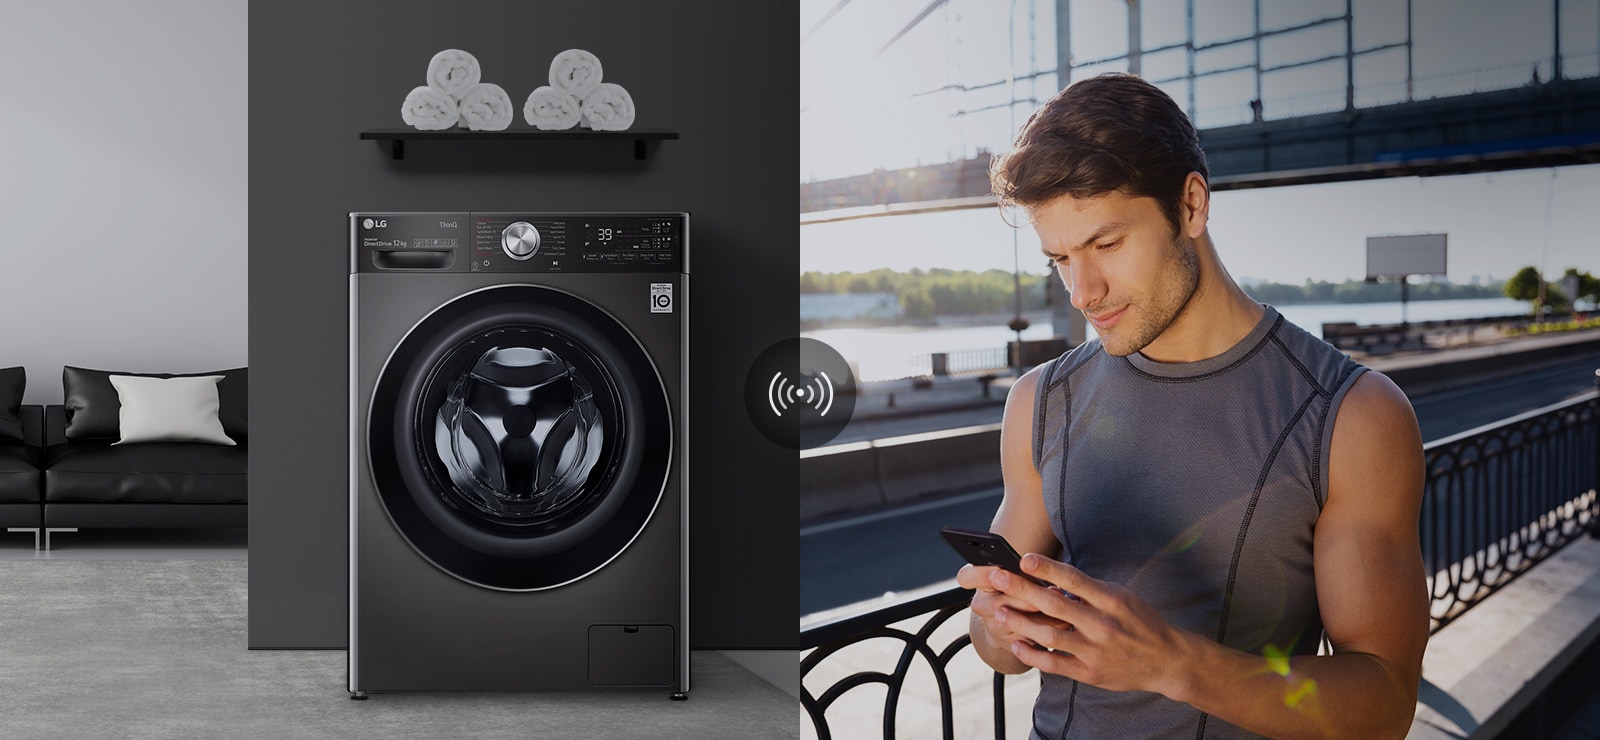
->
[767,372,835,418]
[745,338,854,449]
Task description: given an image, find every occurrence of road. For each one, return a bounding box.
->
[801,354,1600,617]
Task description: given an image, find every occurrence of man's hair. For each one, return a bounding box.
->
[990,73,1209,235]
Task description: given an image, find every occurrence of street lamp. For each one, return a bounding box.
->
[1010,227,1030,371]
[1005,0,1030,373]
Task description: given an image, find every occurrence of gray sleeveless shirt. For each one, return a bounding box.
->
[1028,305,1366,739]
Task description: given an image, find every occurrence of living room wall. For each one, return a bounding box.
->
[0,0,248,400]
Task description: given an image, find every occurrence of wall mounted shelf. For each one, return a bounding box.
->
[359,128,679,160]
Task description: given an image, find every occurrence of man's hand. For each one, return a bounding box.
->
[986,553,1198,698]
[955,563,1071,654]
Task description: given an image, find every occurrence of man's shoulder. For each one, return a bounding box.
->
[1044,337,1107,386]
[1333,370,1414,431]
[1268,307,1368,395]
[1009,337,1105,406]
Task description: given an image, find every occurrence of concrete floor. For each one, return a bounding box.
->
[0,534,799,739]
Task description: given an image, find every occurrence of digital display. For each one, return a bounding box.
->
[584,220,676,250]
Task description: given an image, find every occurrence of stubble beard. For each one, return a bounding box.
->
[1094,234,1201,357]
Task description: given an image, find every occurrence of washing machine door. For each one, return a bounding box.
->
[368,284,671,591]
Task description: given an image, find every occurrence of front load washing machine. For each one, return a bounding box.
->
[349,212,688,697]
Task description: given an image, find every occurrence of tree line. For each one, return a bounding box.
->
[1504,266,1600,312]
[801,268,1050,320]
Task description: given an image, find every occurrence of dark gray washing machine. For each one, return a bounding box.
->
[349,212,688,697]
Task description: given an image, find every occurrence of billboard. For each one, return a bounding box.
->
[1367,234,1447,279]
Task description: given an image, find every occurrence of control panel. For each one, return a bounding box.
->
[352,213,687,274]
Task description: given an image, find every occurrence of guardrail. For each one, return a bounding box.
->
[1321,312,1576,354]
[1422,389,1600,630]
[801,389,1600,740]
[906,340,1069,379]
[800,424,1002,521]
[922,348,1010,377]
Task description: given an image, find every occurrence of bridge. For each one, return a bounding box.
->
[800,0,1600,221]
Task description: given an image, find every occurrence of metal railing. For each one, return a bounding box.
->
[800,389,1600,740]
[1320,312,1577,354]
[917,348,1011,378]
[1422,391,1600,630]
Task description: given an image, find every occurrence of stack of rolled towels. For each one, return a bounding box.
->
[400,49,515,131]
[524,49,636,131]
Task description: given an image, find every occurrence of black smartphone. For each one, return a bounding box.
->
[940,526,1048,586]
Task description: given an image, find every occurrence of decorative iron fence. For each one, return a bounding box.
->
[1422,391,1600,630]
[801,389,1600,740]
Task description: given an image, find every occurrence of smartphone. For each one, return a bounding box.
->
[940,526,1049,586]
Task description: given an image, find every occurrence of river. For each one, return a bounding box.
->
[803,296,1531,382]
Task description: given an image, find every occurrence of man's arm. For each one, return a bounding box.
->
[1161,371,1428,737]
[989,371,1429,738]
[954,365,1063,674]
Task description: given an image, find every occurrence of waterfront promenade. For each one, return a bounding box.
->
[801,327,1600,739]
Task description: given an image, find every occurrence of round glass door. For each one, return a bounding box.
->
[368,285,671,590]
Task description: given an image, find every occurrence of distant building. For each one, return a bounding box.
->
[800,293,903,322]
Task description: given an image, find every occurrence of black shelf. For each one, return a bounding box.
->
[359,128,678,160]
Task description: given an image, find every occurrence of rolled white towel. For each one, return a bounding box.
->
[427,49,482,100]
[580,83,635,131]
[523,86,582,131]
[549,49,603,100]
[401,86,459,130]
[458,83,514,131]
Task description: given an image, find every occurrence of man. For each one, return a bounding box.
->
[954,73,1428,739]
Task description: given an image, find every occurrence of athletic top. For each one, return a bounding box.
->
[1027,304,1367,739]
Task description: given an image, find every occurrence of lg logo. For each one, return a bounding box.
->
[363,218,388,229]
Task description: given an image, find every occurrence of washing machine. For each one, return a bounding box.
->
[349,212,688,697]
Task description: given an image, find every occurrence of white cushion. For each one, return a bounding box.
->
[109,375,236,446]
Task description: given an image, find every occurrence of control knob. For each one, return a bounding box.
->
[501,222,540,260]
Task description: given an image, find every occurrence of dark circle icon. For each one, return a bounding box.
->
[744,338,856,450]
[654,294,672,309]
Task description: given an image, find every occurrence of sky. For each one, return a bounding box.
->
[799,0,1600,285]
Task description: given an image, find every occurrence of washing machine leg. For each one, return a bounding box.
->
[350,691,369,700]
[670,692,688,701]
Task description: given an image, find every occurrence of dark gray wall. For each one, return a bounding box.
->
[249,1,797,649]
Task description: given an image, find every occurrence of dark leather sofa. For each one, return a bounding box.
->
[0,406,43,529]
[43,404,247,530]
[0,368,248,550]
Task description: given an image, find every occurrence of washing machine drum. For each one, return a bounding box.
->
[369,285,671,591]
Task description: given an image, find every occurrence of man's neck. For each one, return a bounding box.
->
[1137,240,1265,364]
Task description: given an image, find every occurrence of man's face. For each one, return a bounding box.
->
[1032,191,1200,357]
